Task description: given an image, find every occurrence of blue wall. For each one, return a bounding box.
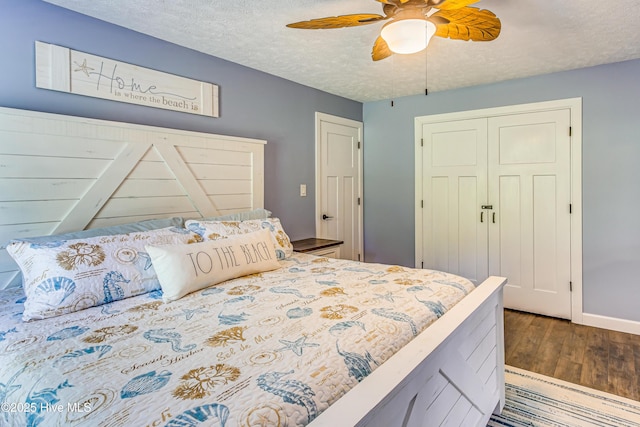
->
[3,1,639,323]
[0,0,362,241]
[363,59,640,322]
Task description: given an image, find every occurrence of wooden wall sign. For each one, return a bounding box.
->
[35,41,219,117]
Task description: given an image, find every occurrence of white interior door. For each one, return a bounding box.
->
[316,113,363,261]
[488,110,572,319]
[416,99,581,322]
[421,118,488,285]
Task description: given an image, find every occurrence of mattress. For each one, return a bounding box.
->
[0,253,474,427]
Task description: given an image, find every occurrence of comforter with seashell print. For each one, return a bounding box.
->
[0,253,474,427]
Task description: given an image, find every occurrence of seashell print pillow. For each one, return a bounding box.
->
[184,218,293,260]
[11,216,185,246]
[6,227,199,321]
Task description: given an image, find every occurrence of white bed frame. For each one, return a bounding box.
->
[0,107,506,426]
[312,276,505,426]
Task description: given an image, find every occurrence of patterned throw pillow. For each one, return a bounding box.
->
[6,227,199,321]
[12,216,184,245]
[184,218,293,260]
[146,229,280,302]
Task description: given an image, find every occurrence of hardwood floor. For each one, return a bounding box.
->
[504,309,640,401]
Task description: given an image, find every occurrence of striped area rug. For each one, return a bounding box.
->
[488,366,640,427]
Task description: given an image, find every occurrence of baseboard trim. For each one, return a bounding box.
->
[580,313,640,336]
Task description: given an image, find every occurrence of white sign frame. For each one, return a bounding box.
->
[35,41,219,117]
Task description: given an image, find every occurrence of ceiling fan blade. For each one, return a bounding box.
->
[429,15,450,26]
[372,36,394,61]
[287,14,387,29]
[431,0,480,10]
[432,7,501,41]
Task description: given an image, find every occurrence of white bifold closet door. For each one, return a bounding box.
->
[421,109,572,319]
[422,118,489,287]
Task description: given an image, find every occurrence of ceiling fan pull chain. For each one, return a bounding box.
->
[425,41,429,96]
[391,55,396,107]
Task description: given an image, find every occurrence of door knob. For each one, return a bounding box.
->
[322,214,333,220]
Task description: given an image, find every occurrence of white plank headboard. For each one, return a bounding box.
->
[0,107,266,289]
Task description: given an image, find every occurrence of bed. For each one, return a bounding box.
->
[0,107,506,427]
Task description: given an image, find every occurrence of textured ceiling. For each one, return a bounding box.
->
[43,0,640,102]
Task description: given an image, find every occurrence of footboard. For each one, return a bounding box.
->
[310,276,506,427]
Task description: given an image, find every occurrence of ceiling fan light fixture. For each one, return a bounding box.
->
[380,19,436,54]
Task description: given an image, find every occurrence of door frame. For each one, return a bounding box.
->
[414,98,583,322]
[315,112,364,261]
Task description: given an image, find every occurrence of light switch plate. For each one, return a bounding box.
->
[300,184,307,197]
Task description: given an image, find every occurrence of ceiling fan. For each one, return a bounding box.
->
[286,0,501,61]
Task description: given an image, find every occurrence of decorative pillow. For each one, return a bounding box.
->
[197,208,272,222]
[184,218,293,259]
[146,229,280,302]
[6,227,199,321]
[12,216,185,245]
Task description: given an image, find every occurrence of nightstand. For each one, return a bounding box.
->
[291,238,343,259]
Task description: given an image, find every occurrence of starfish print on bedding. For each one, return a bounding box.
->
[277,336,319,356]
[0,367,25,421]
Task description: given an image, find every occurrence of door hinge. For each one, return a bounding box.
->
[421,200,424,208]
[421,261,424,268]
[569,281,573,292]
[569,126,572,137]
[357,197,361,206]
[421,138,424,147]
[358,141,361,149]
[569,203,572,214]
[358,254,361,261]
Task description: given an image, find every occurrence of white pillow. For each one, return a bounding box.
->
[6,227,198,321]
[146,229,281,303]
[184,218,293,259]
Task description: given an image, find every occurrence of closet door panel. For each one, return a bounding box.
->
[458,176,481,281]
[431,176,450,272]
[533,175,559,292]
[497,176,522,287]
[422,119,488,286]
[489,110,572,319]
